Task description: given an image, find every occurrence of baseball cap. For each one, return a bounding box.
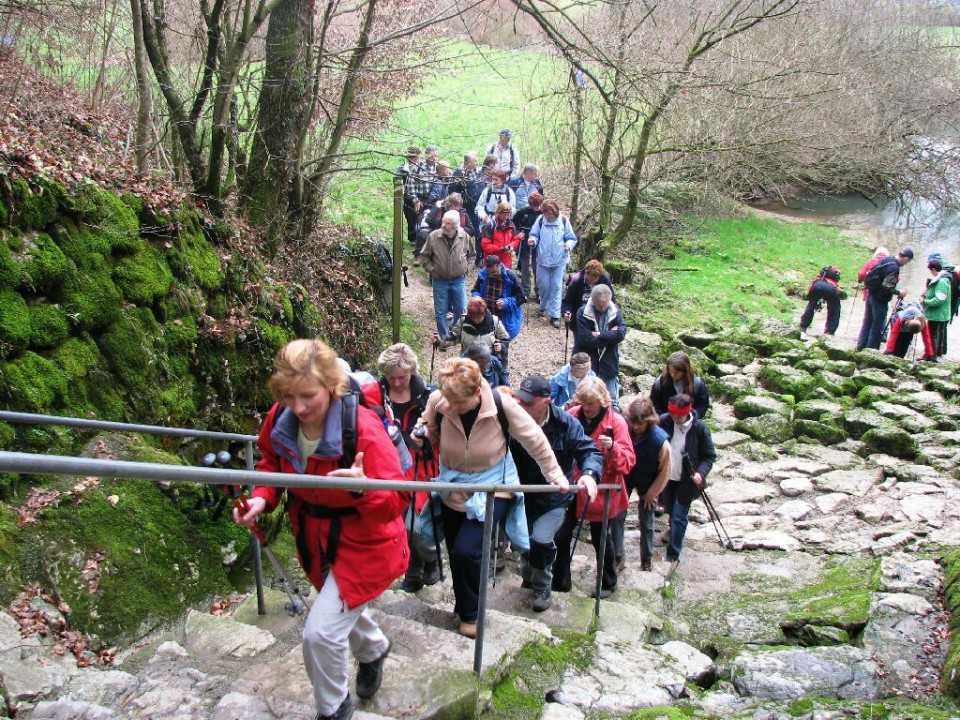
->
[899,247,914,259]
[485,254,502,267]
[500,128,512,138]
[928,252,944,264]
[517,375,551,403]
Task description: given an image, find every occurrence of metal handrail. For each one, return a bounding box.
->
[0,410,257,443]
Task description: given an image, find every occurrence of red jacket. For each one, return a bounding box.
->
[481,221,520,269]
[858,255,885,298]
[569,406,635,521]
[252,401,409,608]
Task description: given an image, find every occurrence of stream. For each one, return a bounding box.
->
[762,194,960,361]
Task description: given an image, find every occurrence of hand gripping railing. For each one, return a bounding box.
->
[0,443,617,676]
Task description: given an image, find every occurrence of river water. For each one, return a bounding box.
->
[761,195,960,361]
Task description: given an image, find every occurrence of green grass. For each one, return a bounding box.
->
[623,215,869,334]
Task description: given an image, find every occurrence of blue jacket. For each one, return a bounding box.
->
[482,356,510,389]
[549,364,598,408]
[472,267,525,339]
[575,300,626,381]
[530,214,577,268]
[510,403,603,515]
[507,176,544,211]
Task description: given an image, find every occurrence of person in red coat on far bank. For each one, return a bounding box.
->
[552,376,635,599]
[233,339,409,720]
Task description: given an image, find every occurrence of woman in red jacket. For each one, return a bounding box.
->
[554,376,635,598]
[234,339,409,720]
[480,201,520,269]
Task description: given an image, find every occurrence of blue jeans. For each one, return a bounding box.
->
[662,482,691,562]
[603,376,620,409]
[536,263,565,320]
[432,275,466,339]
[520,505,567,591]
[856,293,890,351]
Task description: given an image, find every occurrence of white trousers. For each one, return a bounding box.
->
[302,572,389,716]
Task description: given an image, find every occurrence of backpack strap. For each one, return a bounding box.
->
[491,388,510,440]
[339,392,360,469]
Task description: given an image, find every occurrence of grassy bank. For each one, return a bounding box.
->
[621,214,868,335]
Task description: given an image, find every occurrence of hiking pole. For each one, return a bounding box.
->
[429,339,437,384]
[564,323,570,364]
[569,497,592,558]
[881,295,903,344]
[845,286,860,331]
[699,488,734,550]
[212,454,309,616]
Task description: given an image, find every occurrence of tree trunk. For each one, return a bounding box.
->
[129,0,152,173]
[241,0,313,255]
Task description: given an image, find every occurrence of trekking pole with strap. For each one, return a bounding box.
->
[880,295,904,343]
[210,452,310,616]
[569,496,591,558]
[699,487,734,550]
[413,425,445,582]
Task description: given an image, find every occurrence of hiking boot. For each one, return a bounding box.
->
[412,256,421,267]
[531,588,553,612]
[923,355,939,362]
[400,575,424,593]
[356,641,391,700]
[458,620,477,638]
[316,696,353,720]
[615,555,625,572]
[641,557,652,572]
[588,586,613,599]
[551,318,561,329]
[423,561,440,586]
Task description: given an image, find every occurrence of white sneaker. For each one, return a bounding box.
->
[800,331,811,341]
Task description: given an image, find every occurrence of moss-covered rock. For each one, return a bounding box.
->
[11,177,61,230]
[856,385,898,406]
[760,364,818,400]
[825,359,856,377]
[795,358,827,374]
[793,418,846,445]
[50,337,125,420]
[851,369,898,392]
[712,374,754,402]
[860,426,918,460]
[797,624,851,647]
[842,407,894,440]
[0,287,31,353]
[795,399,844,423]
[704,341,756,366]
[167,217,225,291]
[733,414,793,444]
[734,394,790,419]
[98,307,162,383]
[28,303,70,349]
[943,548,960,698]
[926,378,960,396]
[854,350,909,372]
[814,370,856,397]
[162,316,198,352]
[59,265,123,331]
[676,330,716,349]
[11,231,70,293]
[817,334,855,361]
[0,351,68,411]
[113,242,174,305]
[0,240,20,289]
[69,183,141,254]
[49,219,111,270]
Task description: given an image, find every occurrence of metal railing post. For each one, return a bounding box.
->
[474,492,496,675]
[593,488,612,618]
[246,439,266,615]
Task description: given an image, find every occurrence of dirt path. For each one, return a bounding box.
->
[398,246,573,387]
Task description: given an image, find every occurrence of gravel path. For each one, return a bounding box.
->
[400,252,574,388]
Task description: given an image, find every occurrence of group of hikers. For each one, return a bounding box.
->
[799,245,958,360]
[233,335,716,720]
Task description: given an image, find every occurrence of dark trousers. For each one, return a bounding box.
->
[800,280,841,335]
[551,502,617,593]
[440,498,509,623]
[610,509,627,560]
[857,293,890,350]
[403,200,420,244]
[929,319,948,356]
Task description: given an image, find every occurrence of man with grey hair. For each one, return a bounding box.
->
[575,284,626,407]
[509,163,544,211]
[487,129,521,178]
[420,210,476,339]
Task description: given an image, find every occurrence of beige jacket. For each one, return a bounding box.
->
[422,380,565,510]
[420,227,475,280]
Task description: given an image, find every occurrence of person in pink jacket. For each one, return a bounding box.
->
[553,376,635,598]
[234,339,409,720]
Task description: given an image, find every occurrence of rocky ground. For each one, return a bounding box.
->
[4,266,960,719]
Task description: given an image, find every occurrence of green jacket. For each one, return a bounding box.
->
[924,272,952,322]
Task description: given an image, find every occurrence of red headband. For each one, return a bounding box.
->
[668,402,691,416]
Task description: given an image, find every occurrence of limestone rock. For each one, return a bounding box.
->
[727,646,880,700]
[871,401,938,434]
[794,399,844,423]
[65,669,137,707]
[759,364,817,400]
[710,429,751,449]
[842,407,893,439]
[657,641,714,684]
[779,478,814,497]
[183,609,277,659]
[814,493,849,514]
[877,553,941,601]
[773,500,814,521]
[793,418,845,445]
[819,335,855,361]
[704,341,756,366]
[813,470,878,497]
[860,426,918,460]
[677,330,716,349]
[733,415,793,444]
[541,702,586,720]
[733,394,790,419]
[741,531,801,552]
[618,329,664,376]
[856,385,897,405]
[706,479,778,506]
[25,700,114,719]
[797,624,850,647]
[712,374,755,401]
[900,390,946,413]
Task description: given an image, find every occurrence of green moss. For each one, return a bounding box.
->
[793,418,845,445]
[11,178,61,230]
[0,503,21,603]
[759,364,817,400]
[0,240,20,288]
[69,184,140,254]
[12,231,69,292]
[623,707,696,720]
[59,265,123,331]
[254,319,292,358]
[256,285,295,323]
[0,288,31,354]
[113,242,174,304]
[780,558,878,636]
[162,316,198,352]
[0,351,68,411]
[98,307,161,381]
[788,698,814,716]
[50,337,125,420]
[166,215,225,291]
[942,548,960,698]
[50,219,110,269]
[861,427,918,460]
[28,304,70,349]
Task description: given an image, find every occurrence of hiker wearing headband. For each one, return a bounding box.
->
[549,352,596,409]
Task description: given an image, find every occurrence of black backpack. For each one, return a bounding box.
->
[805,266,840,299]
[942,264,960,324]
[864,257,895,293]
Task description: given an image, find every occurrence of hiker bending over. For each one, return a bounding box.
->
[377,343,441,594]
[925,252,952,358]
[439,296,509,361]
[464,342,509,389]
[650,351,710,421]
[509,374,600,612]
[884,302,936,360]
[553,377,635,598]
[234,339,408,720]
[658,393,716,571]
[623,397,672,572]
[412,358,565,638]
[799,266,842,339]
[549,351,597,410]
[856,247,913,351]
